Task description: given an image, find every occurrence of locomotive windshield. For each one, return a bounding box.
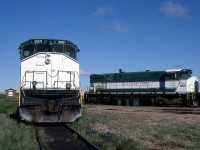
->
[37,44,48,52]
[20,39,79,60]
[180,70,192,79]
[165,69,192,80]
[51,44,63,53]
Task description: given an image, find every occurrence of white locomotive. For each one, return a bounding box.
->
[18,39,81,122]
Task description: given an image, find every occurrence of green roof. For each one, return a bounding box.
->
[90,69,192,83]
[19,39,80,52]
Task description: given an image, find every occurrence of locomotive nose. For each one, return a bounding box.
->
[187,76,199,93]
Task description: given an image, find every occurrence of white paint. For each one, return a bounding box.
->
[92,76,199,94]
[166,69,182,72]
[94,81,162,90]
[21,53,79,90]
[187,76,199,93]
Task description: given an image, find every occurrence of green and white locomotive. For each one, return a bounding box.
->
[88,69,199,106]
[18,39,81,123]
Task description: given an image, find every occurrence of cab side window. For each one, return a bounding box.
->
[64,45,76,59]
[21,44,34,59]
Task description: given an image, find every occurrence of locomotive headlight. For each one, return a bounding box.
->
[66,83,72,90]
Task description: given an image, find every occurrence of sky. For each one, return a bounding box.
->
[0,0,200,91]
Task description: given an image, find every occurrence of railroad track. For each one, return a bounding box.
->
[34,124,100,150]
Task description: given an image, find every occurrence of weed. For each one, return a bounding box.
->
[70,109,145,149]
[71,105,200,149]
[0,98,16,114]
[0,98,39,150]
[101,136,145,150]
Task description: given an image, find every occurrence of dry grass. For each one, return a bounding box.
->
[77,105,200,150]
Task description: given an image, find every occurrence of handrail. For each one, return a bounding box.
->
[21,70,79,90]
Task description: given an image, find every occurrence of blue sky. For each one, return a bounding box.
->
[0,0,200,91]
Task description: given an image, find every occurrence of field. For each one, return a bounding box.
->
[71,105,200,150]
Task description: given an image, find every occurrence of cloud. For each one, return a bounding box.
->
[104,21,132,33]
[94,6,114,16]
[160,1,189,18]
[80,69,90,76]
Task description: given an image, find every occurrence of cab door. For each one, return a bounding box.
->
[160,77,165,89]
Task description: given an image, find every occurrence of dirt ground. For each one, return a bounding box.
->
[83,105,200,150]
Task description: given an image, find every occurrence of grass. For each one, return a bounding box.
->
[152,123,200,149]
[70,105,200,150]
[103,136,144,150]
[2,97,199,150]
[0,97,38,150]
[70,109,146,150]
[0,97,16,114]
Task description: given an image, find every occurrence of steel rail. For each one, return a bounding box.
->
[34,124,45,150]
[65,124,100,150]
[34,124,100,150]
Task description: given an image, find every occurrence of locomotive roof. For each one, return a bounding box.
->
[19,39,80,52]
[90,69,193,83]
[91,69,192,76]
[165,69,192,72]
